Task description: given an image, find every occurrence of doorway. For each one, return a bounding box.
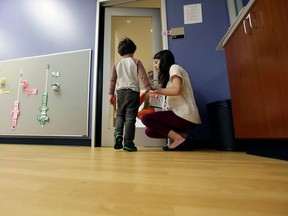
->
[101,7,165,147]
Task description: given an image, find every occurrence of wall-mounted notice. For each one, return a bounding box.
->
[184,3,203,24]
[0,49,91,137]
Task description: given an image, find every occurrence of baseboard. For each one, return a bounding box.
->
[2,138,286,161]
[245,139,288,161]
[0,137,91,146]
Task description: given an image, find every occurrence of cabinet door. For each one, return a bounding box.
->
[225,16,269,138]
[254,0,288,138]
[225,0,288,138]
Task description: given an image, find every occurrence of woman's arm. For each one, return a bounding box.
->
[150,75,182,98]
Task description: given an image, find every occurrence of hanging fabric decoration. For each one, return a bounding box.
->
[0,77,11,94]
[25,88,38,95]
[0,77,6,86]
[51,70,60,91]
[37,64,50,126]
[20,78,38,95]
[11,69,23,130]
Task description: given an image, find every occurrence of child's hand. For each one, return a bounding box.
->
[109,95,116,109]
[144,92,150,101]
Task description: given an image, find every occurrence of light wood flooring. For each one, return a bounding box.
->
[0,144,287,216]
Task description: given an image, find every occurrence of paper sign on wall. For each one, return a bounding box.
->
[184,3,203,24]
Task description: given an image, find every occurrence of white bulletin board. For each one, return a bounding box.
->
[0,49,91,137]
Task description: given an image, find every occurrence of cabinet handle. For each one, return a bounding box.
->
[247,12,257,29]
[243,19,250,35]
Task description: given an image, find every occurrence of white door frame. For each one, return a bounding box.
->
[102,7,162,147]
[91,0,168,147]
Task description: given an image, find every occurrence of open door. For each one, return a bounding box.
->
[101,7,165,147]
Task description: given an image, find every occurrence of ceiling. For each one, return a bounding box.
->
[100,0,160,8]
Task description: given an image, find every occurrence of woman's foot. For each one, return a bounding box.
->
[168,137,185,149]
[163,136,192,151]
[179,132,188,139]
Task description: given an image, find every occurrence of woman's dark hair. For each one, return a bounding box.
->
[118,38,137,56]
[154,50,175,88]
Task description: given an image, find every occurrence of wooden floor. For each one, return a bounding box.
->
[0,144,287,216]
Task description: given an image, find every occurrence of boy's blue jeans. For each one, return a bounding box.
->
[115,89,140,145]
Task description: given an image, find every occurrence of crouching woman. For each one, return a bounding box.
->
[141,50,201,151]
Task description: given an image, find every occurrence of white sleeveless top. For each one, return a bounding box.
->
[164,64,201,124]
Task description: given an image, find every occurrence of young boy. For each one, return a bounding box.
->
[109,38,152,151]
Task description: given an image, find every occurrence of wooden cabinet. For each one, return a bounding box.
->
[224,0,288,138]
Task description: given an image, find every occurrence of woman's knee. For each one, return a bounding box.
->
[141,113,149,126]
[144,128,152,137]
[141,112,155,126]
[145,128,157,138]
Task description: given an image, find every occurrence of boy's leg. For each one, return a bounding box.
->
[114,134,123,149]
[123,90,139,151]
[114,90,125,149]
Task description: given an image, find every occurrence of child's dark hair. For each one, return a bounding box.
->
[118,38,137,56]
[154,50,175,88]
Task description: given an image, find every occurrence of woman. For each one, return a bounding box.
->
[141,50,201,151]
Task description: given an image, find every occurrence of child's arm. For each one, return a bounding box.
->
[109,65,117,95]
[109,65,117,109]
[137,60,152,91]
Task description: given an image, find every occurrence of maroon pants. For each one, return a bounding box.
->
[141,111,196,138]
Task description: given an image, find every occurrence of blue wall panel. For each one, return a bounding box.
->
[166,0,230,139]
[0,0,96,60]
[242,0,250,6]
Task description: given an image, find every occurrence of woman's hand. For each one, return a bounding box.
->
[148,90,158,99]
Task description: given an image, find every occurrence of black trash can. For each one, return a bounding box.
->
[207,99,239,151]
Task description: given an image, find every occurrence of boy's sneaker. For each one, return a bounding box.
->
[114,135,123,149]
[123,143,137,152]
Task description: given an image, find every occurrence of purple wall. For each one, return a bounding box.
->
[0,0,96,60]
[166,0,230,139]
[243,0,250,6]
